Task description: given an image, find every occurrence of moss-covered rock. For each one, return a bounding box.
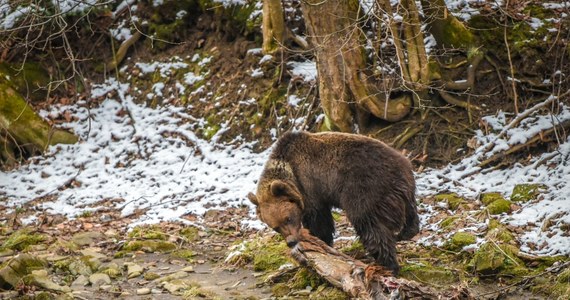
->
[447,232,477,251]
[470,243,523,275]
[511,184,545,203]
[309,285,348,300]
[485,220,514,243]
[434,193,465,210]
[128,225,167,240]
[487,199,512,215]
[0,253,48,289]
[400,263,458,285]
[470,243,505,274]
[480,192,506,205]
[71,231,105,247]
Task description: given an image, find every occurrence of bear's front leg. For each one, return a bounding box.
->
[302,208,335,246]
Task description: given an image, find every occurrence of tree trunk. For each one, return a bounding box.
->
[301,0,412,132]
[420,0,476,50]
[262,0,286,54]
[0,80,78,167]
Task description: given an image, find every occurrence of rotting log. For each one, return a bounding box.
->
[290,229,474,299]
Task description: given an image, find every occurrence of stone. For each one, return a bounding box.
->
[71,275,90,288]
[89,273,112,287]
[162,279,192,294]
[0,253,47,288]
[137,288,151,295]
[68,259,93,276]
[434,193,465,210]
[23,270,72,293]
[125,262,144,279]
[71,232,105,247]
[156,271,189,283]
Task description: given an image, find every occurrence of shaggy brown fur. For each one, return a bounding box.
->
[248,131,419,275]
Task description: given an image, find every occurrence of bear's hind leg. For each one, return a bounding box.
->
[353,221,400,276]
[302,208,335,245]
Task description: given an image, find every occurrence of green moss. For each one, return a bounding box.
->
[179,227,199,241]
[434,193,465,210]
[480,192,505,205]
[123,240,177,253]
[77,211,93,218]
[341,240,365,256]
[310,285,348,300]
[291,267,326,290]
[558,269,570,283]
[1,229,45,251]
[400,263,458,285]
[253,241,289,272]
[440,216,459,229]
[271,282,291,297]
[511,184,545,203]
[128,225,167,240]
[487,199,512,215]
[470,243,524,275]
[171,249,195,262]
[485,222,514,243]
[447,232,477,251]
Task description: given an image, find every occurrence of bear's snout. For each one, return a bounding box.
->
[285,235,298,248]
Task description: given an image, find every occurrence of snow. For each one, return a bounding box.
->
[288,61,317,83]
[0,76,268,230]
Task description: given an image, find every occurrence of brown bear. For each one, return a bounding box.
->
[247,131,419,275]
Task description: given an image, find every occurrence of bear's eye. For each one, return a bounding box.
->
[286,216,292,224]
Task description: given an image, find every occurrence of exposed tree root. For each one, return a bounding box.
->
[290,229,474,299]
[439,90,481,111]
[107,31,143,70]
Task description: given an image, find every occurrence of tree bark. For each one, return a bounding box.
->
[262,0,286,54]
[420,0,476,50]
[291,229,475,299]
[301,0,412,132]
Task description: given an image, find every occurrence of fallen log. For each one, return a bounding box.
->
[290,229,474,300]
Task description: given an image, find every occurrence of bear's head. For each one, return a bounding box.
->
[248,180,304,248]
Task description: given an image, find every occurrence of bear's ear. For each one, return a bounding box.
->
[270,180,304,210]
[247,192,259,206]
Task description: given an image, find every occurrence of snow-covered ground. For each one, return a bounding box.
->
[1,0,569,257]
[1,64,569,256]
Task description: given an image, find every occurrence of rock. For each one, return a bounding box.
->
[0,253,47,288]
[23,269,72,293]
[180,266,194,273]
[79,248,107,260]
[470,243,505,274]
[123,240,177,253]
[89,273,111,287]
[487,199,512,215]
[71,232,105,247]
[143,272,160,281]
[0,248,14,258]
[68,259,93,276]
[162,279,192,293]
[156,271,189,283]
[511,183,545,202]
[125,262,144,279]
[71,275,90,288]
[99,262,122,279]
[137,288,152,295]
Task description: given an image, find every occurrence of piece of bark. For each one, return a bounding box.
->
[290,229,474,300]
